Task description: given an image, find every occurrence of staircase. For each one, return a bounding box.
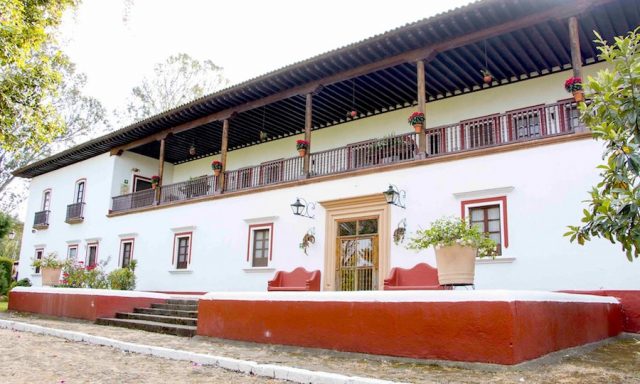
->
[96,299,198,337]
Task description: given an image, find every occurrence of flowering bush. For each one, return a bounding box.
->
[296,140,309,150]
[211,160,223,170]
[151,175,160,185]
[107,260,137,290]
[407,216,497,258]
[564,77,583,93]
[60,259,108,289]
[407,112,425,126]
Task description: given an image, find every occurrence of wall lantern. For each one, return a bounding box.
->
[290,197,316,219]
[8,230,16,240]
[383,184,406,209]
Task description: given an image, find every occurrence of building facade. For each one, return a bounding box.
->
[15,0,640,292]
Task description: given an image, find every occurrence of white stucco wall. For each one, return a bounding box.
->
[18,64,639,292]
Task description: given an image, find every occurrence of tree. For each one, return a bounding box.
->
[0,0,79,152]
[0,60,108,212]
[0,212,12,240]
[565,28,640,261]
[117,53,229,124]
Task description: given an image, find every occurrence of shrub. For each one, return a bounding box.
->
[0,257,12,294]
[0,274,7,297]
[107,260,137,290]
[60,259,108,288]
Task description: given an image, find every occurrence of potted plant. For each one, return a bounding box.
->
[211,160,223,177]
[296,140,310,157]
[407,217,497,285]
[481,69,493,84]
[150,175,160,189]
[408,112,425,133]
[564,76,584,102]
[32,252,64,286]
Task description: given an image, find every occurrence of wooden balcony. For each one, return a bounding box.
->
[111,100,582,213]
[33,210,50,229]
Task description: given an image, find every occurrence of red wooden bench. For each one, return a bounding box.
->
[383,263,446,290]
[267,267,321,291]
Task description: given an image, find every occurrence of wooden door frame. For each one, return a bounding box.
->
[320,194,390,291]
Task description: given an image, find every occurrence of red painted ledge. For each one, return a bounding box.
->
[560,290,640,334]
[8,287,170,321]
[197,290,623,365]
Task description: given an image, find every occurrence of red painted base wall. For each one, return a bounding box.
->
[197,299,622,365]
[8,291,166,321]
[561,290,640,333]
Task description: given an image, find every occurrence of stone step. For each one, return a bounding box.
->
[96,317,197,337]
[166,299,199,306]
[134,307,198,319]
[115,312,197,326]
[151,303,198,311]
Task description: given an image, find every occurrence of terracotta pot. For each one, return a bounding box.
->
[434,244,476,285]
[483,75,493,84]
[298,148,307,157]
[413,123,423,133]
[41,267,62,286]
[573,90,585,102]
[213,169,221,177]
[151,184,157,190]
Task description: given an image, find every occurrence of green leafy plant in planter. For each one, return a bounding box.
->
[32,252,64,286]
[407,217,497,285]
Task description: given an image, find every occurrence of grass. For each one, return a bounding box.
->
[0,301,7,312]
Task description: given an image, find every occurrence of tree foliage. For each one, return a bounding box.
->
[0,60,108,212]
[117,53,229,124]
[565,28,640,261]
[0,0,78,151]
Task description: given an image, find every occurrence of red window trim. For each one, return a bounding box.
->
[119,238,135,267]
[34,248,44,273]
[461,196,509,249]
[67,243,79,259]
[74,178,87,203]
[41,189,52,211]
[86,241,100,267]
[172,232,193,268]
[246,223,274,262]
[132,174,151,192]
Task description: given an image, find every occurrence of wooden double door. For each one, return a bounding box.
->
[336,217,379,291]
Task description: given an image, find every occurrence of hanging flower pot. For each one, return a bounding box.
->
[481,69,493,84]
[296,140,309,157]
[564,76,584,102]
[211,160,223,177]
[408,112,425,133]
[151,175,160,190]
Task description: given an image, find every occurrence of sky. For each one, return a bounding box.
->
[59,0,474,114]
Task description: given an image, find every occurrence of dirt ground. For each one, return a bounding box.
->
[1,311,639,383]
[0,328,283,384]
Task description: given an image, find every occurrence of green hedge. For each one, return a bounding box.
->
[0,257,12,295]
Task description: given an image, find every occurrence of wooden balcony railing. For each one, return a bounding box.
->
[111,100,581,213]
[33,210,50,228]
[65,202,85,223]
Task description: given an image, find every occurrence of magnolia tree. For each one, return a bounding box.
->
[565,28,640,261]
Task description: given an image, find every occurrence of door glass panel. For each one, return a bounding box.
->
[488,207,500,220]
[488,220,500,232]
[338,221,356,236]
[356,238,373,267]
[358,219,378,235]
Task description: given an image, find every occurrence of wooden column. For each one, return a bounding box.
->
[156,138,165,203]
[416,60,427,157]
[568,16,582,79]
[218,119,229,192]
[303,92,312,177]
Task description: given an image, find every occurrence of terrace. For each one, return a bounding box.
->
[111,99,581,213]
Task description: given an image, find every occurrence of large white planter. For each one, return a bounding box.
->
[434,245,476,285]
[41,267,62,286]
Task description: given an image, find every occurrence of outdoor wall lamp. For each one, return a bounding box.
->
[8,230,15,240]
[383,184,406,209]
[290,197,316,219]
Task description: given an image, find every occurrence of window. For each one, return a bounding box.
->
[67,244,78,260]
[461,196,509,256]
[86,242,99,267]
[34,248,44,274]
[120,239,134,268]
[75,180,86,203]
[133,175,152,192]
[247,224,273,267]
[42,190,52,211]
[172,233,192,270]
[469,205,502,255]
